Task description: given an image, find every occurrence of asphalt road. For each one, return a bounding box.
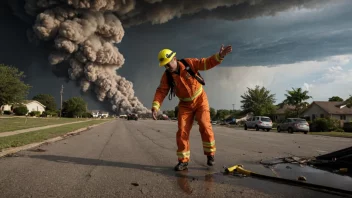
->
[0,119,351,198]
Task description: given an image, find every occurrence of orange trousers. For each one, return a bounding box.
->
[176,91,216,163]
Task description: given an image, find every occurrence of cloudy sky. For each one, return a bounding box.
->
[1,0,352,112]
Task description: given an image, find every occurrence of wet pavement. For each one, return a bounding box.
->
[0,119,351,197]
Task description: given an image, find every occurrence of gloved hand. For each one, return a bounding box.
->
[219,44,232,58]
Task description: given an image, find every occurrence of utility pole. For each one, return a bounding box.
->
[232,104,235,111]
[60,85,64,117]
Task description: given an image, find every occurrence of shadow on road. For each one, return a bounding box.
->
[29,154,218,195]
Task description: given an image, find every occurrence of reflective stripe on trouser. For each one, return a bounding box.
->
[203,140,216,154]
[176,90,216,162]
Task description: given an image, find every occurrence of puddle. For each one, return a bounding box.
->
[270,163,352,192]
[174,168,223,195]
[173,163,352,196]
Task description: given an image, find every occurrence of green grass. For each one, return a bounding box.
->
[309,132,352,138]
[0,120,109,151]
[0,117,95,132]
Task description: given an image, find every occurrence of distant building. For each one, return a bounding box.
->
[100,111,109,118]
[272,104,296,122]
[302,101,352,123]
[1,100,46,115]
[89,110,109,118]
[91,110,100,118]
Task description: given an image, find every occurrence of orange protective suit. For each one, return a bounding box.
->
[152,53,224,162]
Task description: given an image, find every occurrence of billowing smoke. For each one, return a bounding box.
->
[24,0,149,115]
[8,0,333,115]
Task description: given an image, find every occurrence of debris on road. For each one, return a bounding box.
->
[28,148,46,152]
[224,164,352,196]
[4,153,20,157]
[298,176,307,181]
[131,183,139,186]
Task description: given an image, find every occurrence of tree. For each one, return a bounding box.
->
[329,96,343,102]
[0,64,31,106]
[345,95,352,108]
[32,94,57,111]
[214,109,233,120]
[210,107,216,120]
[240,85,276,116]
[62,97,87,118]
[283,87,312,117]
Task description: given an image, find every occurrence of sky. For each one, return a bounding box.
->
[1,0,352,112]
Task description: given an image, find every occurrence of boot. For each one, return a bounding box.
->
[207,155,215,166]
[174,161,188,171]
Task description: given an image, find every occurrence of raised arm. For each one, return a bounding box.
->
[185,45,232,72]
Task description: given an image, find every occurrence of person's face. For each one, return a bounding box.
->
[164,57,177,72]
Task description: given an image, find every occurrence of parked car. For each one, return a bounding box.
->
[277,118,309,134]
[127,113,138,121]
[244,116,272,131]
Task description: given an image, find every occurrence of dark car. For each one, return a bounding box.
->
[127,113,138,121]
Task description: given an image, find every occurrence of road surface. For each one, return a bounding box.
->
[0,119,351,197]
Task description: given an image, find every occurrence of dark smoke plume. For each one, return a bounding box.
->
[7,0,333,115]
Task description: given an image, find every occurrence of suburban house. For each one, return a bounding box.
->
[272,104,296,122]
[302,101,352,124]
[90,110,109,118]
[91,110,100,118]
[0,100,46,115]
[100,111,109,118]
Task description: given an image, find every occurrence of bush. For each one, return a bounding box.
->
[41,110,58,117]
[272,122,278,128]
[334,128,344,132]
[343,122,352,133]
[311,118,340,132]
[29,111,41,117]
[3,110,12,115]
[13,105,28,116]
[82,112,93,118]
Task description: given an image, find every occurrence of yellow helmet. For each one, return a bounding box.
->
[158,49,176,67]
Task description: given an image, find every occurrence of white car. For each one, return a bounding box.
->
[244,116,273,132]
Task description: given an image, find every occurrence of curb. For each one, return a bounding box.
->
[0,120,113,158]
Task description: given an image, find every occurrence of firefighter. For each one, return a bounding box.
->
[152,45,232,171]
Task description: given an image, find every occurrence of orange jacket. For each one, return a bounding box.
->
[152,53,224,111]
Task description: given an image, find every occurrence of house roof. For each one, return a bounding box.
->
[22,100,46,108]
[311,101,352,115]
[275,104,296,114]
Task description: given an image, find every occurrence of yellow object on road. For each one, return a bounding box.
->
[225,164,243,173]
[224,164,352,196]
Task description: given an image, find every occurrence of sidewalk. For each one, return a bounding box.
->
[0,120,92,138]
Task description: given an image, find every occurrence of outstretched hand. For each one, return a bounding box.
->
[152,109,157,120]
[219,44,232,58]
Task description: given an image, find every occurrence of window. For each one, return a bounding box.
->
[312,114,316,121]
[340,115,346,120]
[261,117,271,122]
